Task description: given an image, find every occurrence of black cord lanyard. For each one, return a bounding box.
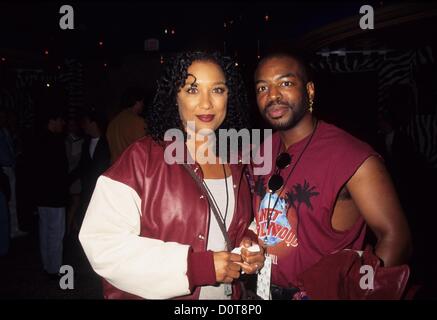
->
[182,163,232,251]
[202,164,230,230]
[265,120,319,234]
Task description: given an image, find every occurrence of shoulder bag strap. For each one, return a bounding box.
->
[182,163,232,251]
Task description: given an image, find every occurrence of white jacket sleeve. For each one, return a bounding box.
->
[79,175,191,299]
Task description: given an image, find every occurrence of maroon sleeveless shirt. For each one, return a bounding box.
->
[253,121,379,287]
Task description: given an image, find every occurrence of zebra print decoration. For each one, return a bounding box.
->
[311,46,437,169]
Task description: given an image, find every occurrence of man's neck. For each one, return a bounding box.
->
[47,124,57,134]
[278,113,315,150]
[130,104,142,116]
[89,128,101,139]
[126,107,135,115]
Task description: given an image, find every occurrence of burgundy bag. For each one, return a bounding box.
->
[295,245,410,300]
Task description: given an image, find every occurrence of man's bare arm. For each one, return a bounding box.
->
[346,156,412,267]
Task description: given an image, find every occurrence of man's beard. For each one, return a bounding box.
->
[262,97,309,131]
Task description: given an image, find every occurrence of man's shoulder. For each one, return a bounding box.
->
[259,122,372,153]
[122,135,161,155]
[108,109,133,123]
[102,136,158,182]
[317,121,374,153]
[106,112,121,134]
[316,122,380,178]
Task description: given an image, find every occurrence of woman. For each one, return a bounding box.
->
[79,51,264,299]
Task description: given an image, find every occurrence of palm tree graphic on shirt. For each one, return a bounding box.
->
[256,177,320,245]
[286,180,320,212]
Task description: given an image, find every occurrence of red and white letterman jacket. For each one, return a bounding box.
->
[79,136,254,299]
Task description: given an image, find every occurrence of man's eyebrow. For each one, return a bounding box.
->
[275,72,297,80]
[255,72,298,85]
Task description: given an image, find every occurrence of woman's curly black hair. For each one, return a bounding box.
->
[146,51,250,145]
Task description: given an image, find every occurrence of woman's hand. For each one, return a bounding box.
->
[237,237,265,274]
[213,251,242,283]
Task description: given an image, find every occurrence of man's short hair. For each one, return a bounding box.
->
[257,48,314,84]
[120,87,145,109]
[42,107,66,124]
[82,107,107,132]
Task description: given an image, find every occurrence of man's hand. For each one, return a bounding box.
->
[213,252,242,283]
[237,237,265,274]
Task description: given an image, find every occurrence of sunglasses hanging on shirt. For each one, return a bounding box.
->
[268,152,292,193]
[264,120,319,239]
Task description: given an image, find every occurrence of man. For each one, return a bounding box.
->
[0,110,26,238]
[0,168,10,255]
[249,51,412,299]
[65,117,84,235]
[106,87,146,164]
[69,109,110,232]
[34,109,68,279]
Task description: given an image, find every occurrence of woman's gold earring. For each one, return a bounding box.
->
[309,100,314,113]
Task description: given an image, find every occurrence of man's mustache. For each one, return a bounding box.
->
[264,101,292,114]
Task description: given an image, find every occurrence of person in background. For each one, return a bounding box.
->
[0,168,10,256]
[65,117,84,235]
[0,109,26,239]
[106,87,146,164]
[69,108,110,232]
[34,109,68,279]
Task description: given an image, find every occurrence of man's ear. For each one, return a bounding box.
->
[306,81,315,101]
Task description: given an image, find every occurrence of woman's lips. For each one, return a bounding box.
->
[196,114,215,122]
